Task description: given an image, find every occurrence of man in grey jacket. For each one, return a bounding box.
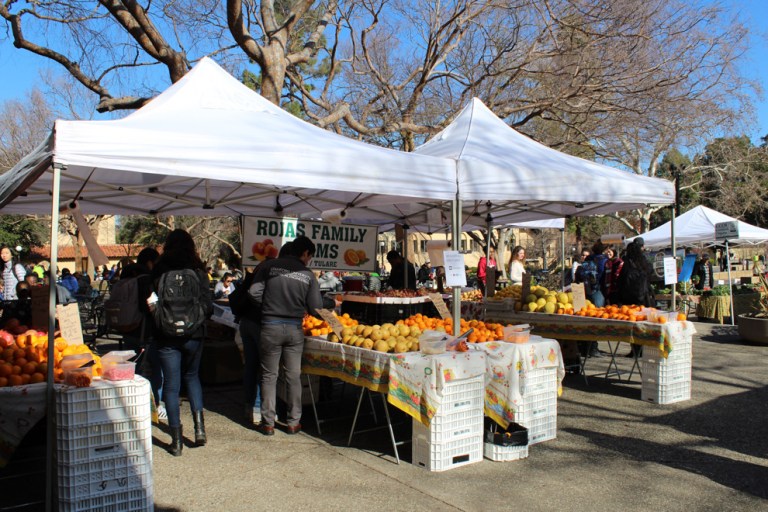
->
[248,236,323,435]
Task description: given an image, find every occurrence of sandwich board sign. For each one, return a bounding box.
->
[715,221,739,241]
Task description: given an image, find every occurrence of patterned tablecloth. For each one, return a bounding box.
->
[302,338,486,426]
[483,311,696,358]
[471,336,565,429]
[0,383,47,468]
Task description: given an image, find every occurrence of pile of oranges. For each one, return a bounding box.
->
[570,304,686,323]
[303,312,359,337]
[0,330,100,387]
[398,314,505,343]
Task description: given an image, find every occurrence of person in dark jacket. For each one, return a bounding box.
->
[386,250,417,290]
[617,239,654,357]
[249,236,323,436]
[151,229,213,456]
[693,253,714,290]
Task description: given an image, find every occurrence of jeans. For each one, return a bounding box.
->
[157,338,204,428]
[240,317,262,410]
[259,320,304,427]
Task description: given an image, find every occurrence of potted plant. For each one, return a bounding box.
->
[737,268,768,345]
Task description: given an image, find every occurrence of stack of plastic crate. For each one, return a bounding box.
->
[511,366,558,446]
[412,374,485,471]
[640,338,693,404]
[56,376,153,512]
[483,420,529,462]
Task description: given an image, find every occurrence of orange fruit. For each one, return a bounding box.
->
[13,348,25,360]
[21,362,37,375]
[15,357,28,367]
[343,249,361,266]
[657,316,667,324]
[0,363,11,377]
[1,348,13,361]
[20,374,31,385]
[11,365,22,376]
[677,313,686,321]
[8,374,22,386]
[36,362,48,375]
[30,372,45,384]
[0,377,7,387]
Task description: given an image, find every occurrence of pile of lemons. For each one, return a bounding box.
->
[328,322,422,353]
[491,284,522,301]
[522,286,575,314]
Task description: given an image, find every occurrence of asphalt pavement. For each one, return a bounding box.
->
[146,321,768,512]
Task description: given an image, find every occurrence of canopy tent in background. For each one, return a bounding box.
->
[0,58,456,218]
[626,206,768,249]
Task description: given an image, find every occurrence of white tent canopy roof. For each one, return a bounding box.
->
[626,205,768,249]
[0,58,456,217]
[413,98,674,220]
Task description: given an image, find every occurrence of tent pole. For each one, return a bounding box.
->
[451,196,461,336]
[726,240,735,325]
[402,224,410,290]
[671,207,676,312]
[46,164,62,512]
[484,214,493,299]
[561,229,565,290]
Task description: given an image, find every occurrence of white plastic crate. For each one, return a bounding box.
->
[57,417,153,465]
[55,377,152,429]
[57,454,152,501]
[523,413,557,445]
[641,379,691,404]
[412,429,483,472]
[513,389,557,425]
[483,442,529,462]
[519,367,558,396]
[58,488,153,512]
[413,410,483,445]
[641,340,692,364]
[439,375,485,414]
[640,359,691,387]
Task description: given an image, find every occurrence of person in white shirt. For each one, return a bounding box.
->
[508,246,526,285]
[214,272,236,299]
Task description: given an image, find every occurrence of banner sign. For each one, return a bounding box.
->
[242,216,378,272]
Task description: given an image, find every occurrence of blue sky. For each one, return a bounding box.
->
[1,1,766,143]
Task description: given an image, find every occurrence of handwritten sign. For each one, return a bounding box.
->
[571,283,586,313]
[315,309,344,339]
[428,293,452,320]
[56,303,84,346]
[443,251,467,287]
[663,257,678,285]
[521,273,532,303]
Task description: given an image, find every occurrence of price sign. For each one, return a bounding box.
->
[571,283,587,313]
[315,309,344,339]
[663,257,678,285]
[715,221,739,241]
[428,293,452,320]
[57,303,84,346]
[443,251,467,287]
[521,273,532,303]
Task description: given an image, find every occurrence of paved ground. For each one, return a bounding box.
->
[147,321,768,512]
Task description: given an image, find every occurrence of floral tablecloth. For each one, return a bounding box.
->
[472,336,565,428]
[483,311,696,358]
[302,338,485,426]
[0,383,47,468]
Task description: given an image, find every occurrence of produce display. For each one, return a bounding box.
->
[302,312,359,337]
[345,289,428,298]
[326,322,422,352]
[460,289,483,302]
[0,330,101,387]
[490,284,522,301]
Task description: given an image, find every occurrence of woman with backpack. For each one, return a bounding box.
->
[617,239,654,357]
[1,246,28,301]
[150,229,213,456]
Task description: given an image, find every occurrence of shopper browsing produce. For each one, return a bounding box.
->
[508,246,526,286]
[249,236,323,436]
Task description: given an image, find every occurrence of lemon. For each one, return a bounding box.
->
[544,302,556,314]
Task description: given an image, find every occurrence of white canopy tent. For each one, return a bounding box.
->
[626,205,768,249]
[0,57,457,217]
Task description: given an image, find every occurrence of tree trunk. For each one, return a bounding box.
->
[261,43,287,105]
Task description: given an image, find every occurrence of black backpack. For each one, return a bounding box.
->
[578,260,599,296]
[154,269,208,337]
[228,270,256,320]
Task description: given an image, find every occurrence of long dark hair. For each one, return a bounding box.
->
[157,229,205,271]
[508,245,525,266]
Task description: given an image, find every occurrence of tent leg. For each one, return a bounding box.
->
[451,197,461,336]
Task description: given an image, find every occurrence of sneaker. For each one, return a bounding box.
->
[157,403,167,422]
[253,407,262,425]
